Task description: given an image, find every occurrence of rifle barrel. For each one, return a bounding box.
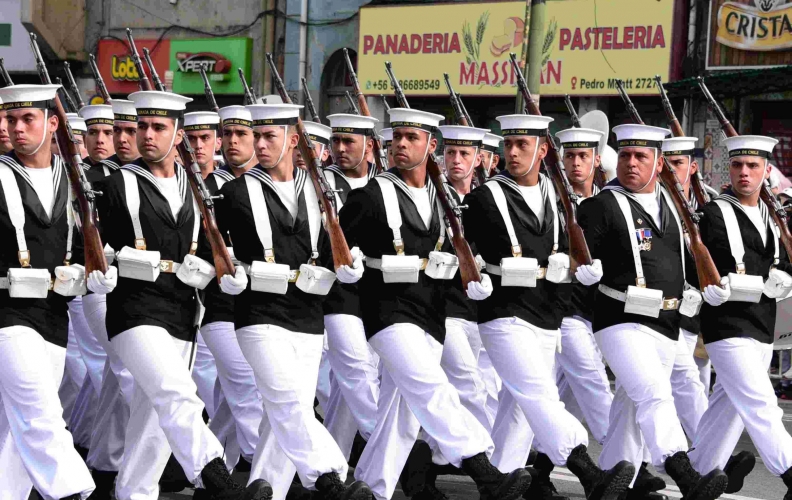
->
[88,54,112,103]
[300,77,321,123]
[143,48,165,92]
[564,95,581,128]
[64,62,86,109]
[0,58,13,86]
[238,68,256,105]
[125,29,152,91]
[200,66,220,113]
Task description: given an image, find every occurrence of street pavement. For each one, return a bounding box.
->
[157,400,792,500]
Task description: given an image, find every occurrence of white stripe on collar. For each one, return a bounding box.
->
[0,154,63,199]
[488,171,550,203]
[100,159,120,172]
[377,170,437,212]
[212,169,235,182]
[716,193,770,228]
[326,164,378,181]
[244,166,307,199]
[120,162,188,202]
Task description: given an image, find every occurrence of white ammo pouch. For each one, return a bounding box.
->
[295,182,336,295]
[424,198,459,280]
[485,181,551,287]
[117,171,162,282]
[0,164,52,298]
[544,182,570,283]
[245,175,292,294]
[175,199,215,289]
[715,199,772,303]
[679,286,703,318]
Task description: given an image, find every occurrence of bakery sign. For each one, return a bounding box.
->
[715,0,792,51]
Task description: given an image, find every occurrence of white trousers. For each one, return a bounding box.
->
[193,331,219,419]
[356,323,494,500]
[682,330,712,394]
[442,318,492,432]
[670,329,708,439]
[555,316,613,444]
[316,335,332,415]
[113,326,223,500]
[68,296,106,448]
[201,321,262,462]
[209,384,241,470]
[477,347,500,424]
[82,293,134,473]
[690,338,792,476]
[324,314,379,459]
[58,323,86,423]
[0,326,94,500]
[237,325,347,500]
[596,324,687,472]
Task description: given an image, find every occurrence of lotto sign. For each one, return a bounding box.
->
[96,39,171,95]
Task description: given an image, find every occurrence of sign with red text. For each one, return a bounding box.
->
[96,39,171,95]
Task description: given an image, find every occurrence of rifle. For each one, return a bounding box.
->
[0,58,12,86]
[697,76,792,262]
[655,75,710,207]
[459,93,473,126]
[63,62,86,109]
[380,95,390,112]
[129,31,235,281]
[344,91,360,115]
[88,54,112,103]
[125,29,152,91]
[342,48,388,174]
[55,77,78,113]
[383,62,482,289]
[300,77,321,123]
[143,48,164,92]
[266,53,353,268]
[615,78,722,289]
[564,94,606,188]
[238,68,256,105]
[443,73,486,187]
[199,66,220,114]
[508,53,592,273]
[28,33,108,275]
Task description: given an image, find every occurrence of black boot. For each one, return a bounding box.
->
[411,469,450,500]
[285,474,313,500]
[314,472,373,500]
[663,451,727,500]
[87,470,118,500]
[527,448,539,466]
[235,456,253,473]
[565,444,634,500]
[460,452,532,500]
[399,440,433,496]
[60,495,81,500]
[782,466,792,500]
[523,453,569,500]
[160,453,193,492]
[723,451,755,494]
[631,463,665,496]
[200,457,273,500]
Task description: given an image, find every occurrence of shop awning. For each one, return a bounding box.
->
[664,66,792,99]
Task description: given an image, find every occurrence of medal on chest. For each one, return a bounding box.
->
[635,227,652,252]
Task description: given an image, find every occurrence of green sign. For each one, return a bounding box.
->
[0,25,10,47]
[170,38,252,95]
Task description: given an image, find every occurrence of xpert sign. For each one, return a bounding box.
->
[170,38,252,95]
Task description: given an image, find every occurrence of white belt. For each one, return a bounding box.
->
[159,260,182,274]
[598,284,680,311]
[485,262,547,279]
[365,257,429,271]
[239,262,300,282]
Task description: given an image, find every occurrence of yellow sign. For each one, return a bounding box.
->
[715,1,792,51]
[358,0,674,96]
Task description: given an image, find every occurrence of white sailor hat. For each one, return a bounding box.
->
[79,105,115,128]
[304,121,332,146]
[612,124,669,150]
[724,135,778,159]
[556,128,604,150]
[247,103,303,127]
[438,125,489,148]
[111,99,138,123]
[381,128,393,146]
[388,108,443,133]
[496,115,553,137]
[662,137,698,156]
[0,84,60,111]
[482,133,502,153]
[128,90,192,120]
[219,106,252,129]
[184,111,220,132]
[327,114,378,136]
[66,113,87,135]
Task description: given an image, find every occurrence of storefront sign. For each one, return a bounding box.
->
[170,38,252,95]
[96,39,171,94]
[358,0,675,96]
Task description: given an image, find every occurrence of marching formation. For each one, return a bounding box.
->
[1,31,791,500]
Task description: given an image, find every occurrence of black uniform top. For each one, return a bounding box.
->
[578,181,685,341]
[339,167,451,343]
[679,193,701,334]
[445,186,477,323]
[198,168,236,326]
[0,152,73,347]
[563,186,600,323]
[699,192,792,345]
[322,165,377,318]
[94,158,199,341]
[84,155,121,185]
[217,165,332,335]
[463,172,569,330]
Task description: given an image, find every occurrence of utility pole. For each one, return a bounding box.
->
[516,0,546,112]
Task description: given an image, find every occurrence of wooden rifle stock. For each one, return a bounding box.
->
[267,53,352,268]
[508,53,592,271]
[28,33,108,274]
[383,62,481,288]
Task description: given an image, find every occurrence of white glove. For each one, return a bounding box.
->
[220,265,248,295]
[574,259,603,286]
[466,273,493,301]
[764,268,792,299]
[475,254,486,271]
[104,244,116,265]
[703,277,731,306]
[335,247,364,284]
[87,266,118,295]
